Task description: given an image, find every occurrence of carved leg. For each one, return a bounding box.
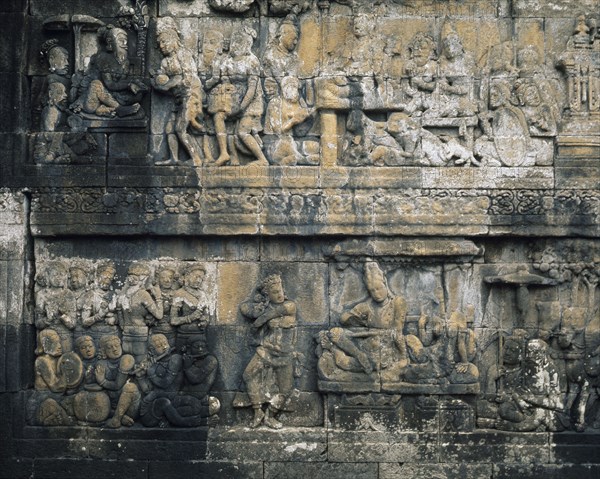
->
[213,113,230,166]
[263,406,283,430]
[107,383,140,428]
[238,132,268,165]
[330,330,373,374]
[250,406,265,428]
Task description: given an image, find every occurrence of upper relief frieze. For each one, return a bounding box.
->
[24,2,599,177]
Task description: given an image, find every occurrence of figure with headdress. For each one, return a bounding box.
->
[317,262,414,384]
[115,263,163,364]
[236,274,298,429]
[206,26,268,166]
[71,25,146,118]
[152,17,205,166]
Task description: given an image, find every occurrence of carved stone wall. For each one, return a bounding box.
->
[1,1,599,478]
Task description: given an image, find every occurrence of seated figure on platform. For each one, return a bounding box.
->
[264,76,314,165]
[317,262,414,384]
[445,305,479,384]
[71,25,146,118]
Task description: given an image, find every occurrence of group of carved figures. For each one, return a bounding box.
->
[35,7,599,166]
[30,257,600,431]
[31,260,220,428]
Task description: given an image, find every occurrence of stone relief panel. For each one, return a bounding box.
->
[24,2,598,173]
[25,238,600,433]
[29,258,221,428]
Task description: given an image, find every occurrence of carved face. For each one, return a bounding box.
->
[489,84,508,109]
[97,267,115,290]
[186,269,205,289]
[353,17,369,38]
[150,334,170,356]
[127,272,144,286]
[231,32,253,57]
[108,29,128,54]
[280,24,298,51]
[503,339,523,365]
[411,39,434,67]
[103,337,122,360]
[48,267,67,288]
[42,330,63,356]
[519,85,541,107]
[189,339,207,356]
[158,31,179,56]
[203,31,224,57]
[264,77,279,98]
[158,269,175,289]
[266,280,285,304]
[77,338,96,360]
[366,276,388,303]
[525,339,546,366]
[282,77,300,102]
[442,34,463,60]
[48,47,69,75]
[69,268,87,290]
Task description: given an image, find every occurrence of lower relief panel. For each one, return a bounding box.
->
[24,236,600,438]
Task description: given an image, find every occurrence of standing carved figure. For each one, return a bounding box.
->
[40,39,72,131]
[206,26,268,166]
[116,263,163,364]
[238,274,298,429]
[79,262,119,344]
[171,264,211,350]
[153,17,205,166]
[35,263,76,353]
[152,266,178,346]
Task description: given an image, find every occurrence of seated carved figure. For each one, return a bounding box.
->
[492,339,564,432]
[71,25,146,118]
[32,329,83,426]
[95,335,140,428]
[139,334,214,427]
[264,76,314,165]
[445,306,479,384]
[72,335,111,423]
[317,262,415,384]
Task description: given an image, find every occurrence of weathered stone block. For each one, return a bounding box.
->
[328,431,438,463]
[265,462,378,479]
[379,463,493,479]
[207,428,327,462]
[149,461,263,479]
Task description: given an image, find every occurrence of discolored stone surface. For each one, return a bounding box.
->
[1,0,600,476]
